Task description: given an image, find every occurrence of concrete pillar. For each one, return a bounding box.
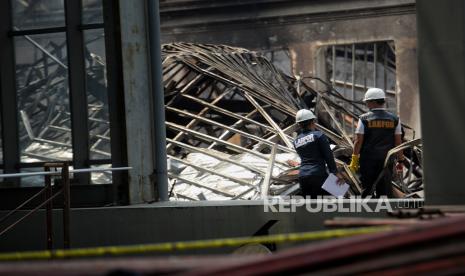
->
[417,0,465,204]
[395,38,421,138]
[119,0,155,204]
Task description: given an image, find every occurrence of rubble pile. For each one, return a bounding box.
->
[163,43,423,200]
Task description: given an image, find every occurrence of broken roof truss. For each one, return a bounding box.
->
[162,43,422,201]
[163,43,305,200]
[13,38,422,198]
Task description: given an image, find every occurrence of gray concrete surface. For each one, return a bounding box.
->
[0,200,421,253]
[119,0,155,204]
[417,0,465,205]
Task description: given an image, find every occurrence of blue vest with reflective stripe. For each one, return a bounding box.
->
[360,109,399,160]
[294,129,336,177]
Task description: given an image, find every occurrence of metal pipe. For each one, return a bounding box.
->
[147,0,168,201]
[332,45,336,85]
[167,172,235,197]
[261,144,277,197]
[0,189,63,238]
[351,44,356,133]
[364,44,368,90]
[0,167,132,179]
[71,167,132,173]
[384,44,388,91]
[13,27,68,70]
[166,88,230,151]
[374,43,377,87]
[343,45,348,131]
[331,80,396,95]
[242,92,294,148]
[62,163,70,249]
[168,155,255,187]
[45,166,53,250]
[181,94,277,133]
[209,109,259,149]
[166,122,288,166]
[0,188,46,224]
[166,138,265,176]
[167,106,293,153]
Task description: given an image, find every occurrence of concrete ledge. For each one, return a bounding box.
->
[0,199,422,253]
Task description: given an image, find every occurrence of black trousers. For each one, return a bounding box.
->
[360,157,393,198]
[299,174,330,199]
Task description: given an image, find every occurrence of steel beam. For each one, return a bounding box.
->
[0,0,20,184]
[147,0,168,201]
[167,172,235,197]
[167,107,293,153]
[65,0,90,185]
[181,94,276,134]
[166,138,265,176]
[103,0,129,204]
[166,122,287,166]
[168,155,254,187]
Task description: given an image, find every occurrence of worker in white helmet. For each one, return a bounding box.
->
[287,109,343,198]
[348,88,405,197]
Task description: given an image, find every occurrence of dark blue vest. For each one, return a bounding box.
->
[293,129,337,177]
[360,109,399,160]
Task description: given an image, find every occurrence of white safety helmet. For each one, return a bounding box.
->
[363,88,386,102]
[295,109,316,123]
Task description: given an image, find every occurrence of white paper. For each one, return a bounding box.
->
[321,173,350,197]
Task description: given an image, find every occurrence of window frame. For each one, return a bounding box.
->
[0,0,127,205]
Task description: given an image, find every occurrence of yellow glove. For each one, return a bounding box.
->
[348,154,360,173]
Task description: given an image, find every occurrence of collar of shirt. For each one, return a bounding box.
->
[370,108,387,111]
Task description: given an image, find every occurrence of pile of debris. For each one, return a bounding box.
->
[163,43,423,200]
[16,37,422,196]
[15,31,111,185]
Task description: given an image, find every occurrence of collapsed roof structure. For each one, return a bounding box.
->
[15,36,422,197]
[15,32,111,185]
[162,43,423,200]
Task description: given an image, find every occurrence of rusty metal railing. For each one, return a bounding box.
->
[0,165,131,250]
